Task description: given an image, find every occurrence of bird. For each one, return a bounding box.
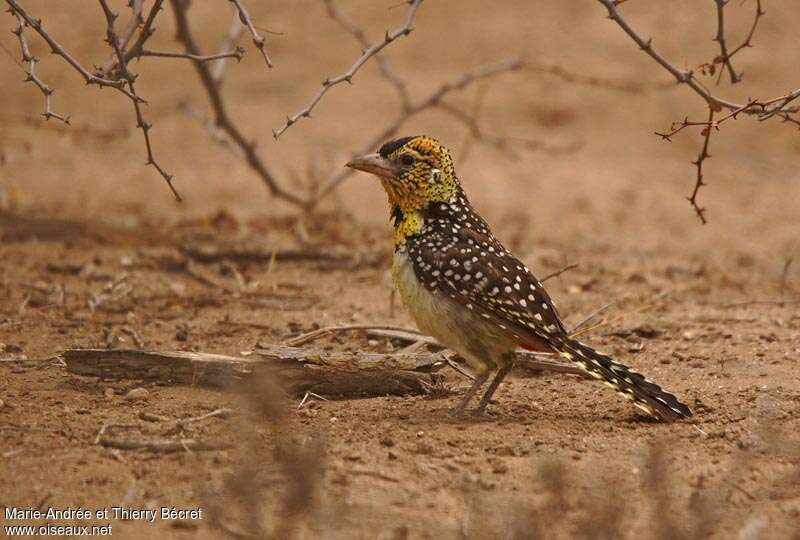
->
[346,135,691,421]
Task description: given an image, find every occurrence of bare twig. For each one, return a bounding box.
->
[596,0,800,222]
[273,0,423,138]
[5,0,139,100]
[138,48,244,63]
[228,0,272,68]
[9,12,69,123]
[170,0,305,206]
[541,263,579,283]
[100,0,165,75]
[283,324,415,347]
[98,0,143,75]
[712,0,740,84]
[323,0,410,107]
[98,0,181,201]
[700,0,765,84]
[688,108,715,224]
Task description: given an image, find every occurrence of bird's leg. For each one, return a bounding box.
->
[474,358,514,415]
[450,370,491,416]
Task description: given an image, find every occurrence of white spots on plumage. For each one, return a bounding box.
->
[519,299,527,307]
[504,286,512,294]
[541,303,549,310]
[513,283,520,291]
[534,313,543,322]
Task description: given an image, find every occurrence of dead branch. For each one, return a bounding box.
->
[700,0,765,84]
[228,0,272,68]
[5,0,139,99]
[9,12,69,123]
[62,347,445,397]
[170,0,306,205]
[137,48,244,63]
[541,263,579,283]
[98,0,143,75]
[273,0,423,138]
[712,0,740,84]
[688,108,715,224]
[323,0,410,107]
[98,0,181,201]
[596,0,800,222]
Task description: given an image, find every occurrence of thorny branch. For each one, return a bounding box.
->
[5,0,139,100]
[688,108,715,224]
[9,12,69,123]
[98,0,181,201]
[597,0,800,222]
[272,0,424,138]
[700,0,765,85]
[712,0,739,84]
[228,0,272,68]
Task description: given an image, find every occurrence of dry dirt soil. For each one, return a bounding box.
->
[1,1,799,538]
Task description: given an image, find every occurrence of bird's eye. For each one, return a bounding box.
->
[400,154,415,166]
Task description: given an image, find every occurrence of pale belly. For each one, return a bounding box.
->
[391,250,517,374]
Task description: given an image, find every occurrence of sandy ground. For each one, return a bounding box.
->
[1,1,799,538]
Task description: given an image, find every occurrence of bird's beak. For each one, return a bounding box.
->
[345,153,399,180]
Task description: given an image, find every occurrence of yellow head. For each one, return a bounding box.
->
[346,136,459,244]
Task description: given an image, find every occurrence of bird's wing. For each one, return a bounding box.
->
[406,223,567,347]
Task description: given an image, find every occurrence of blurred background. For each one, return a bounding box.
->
[1,0,798,265]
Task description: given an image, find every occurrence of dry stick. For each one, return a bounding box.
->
[273,0,424,138]
[283,324,416,347]
[5,0,139,100]
[170,0,305,206]
[310,58,523,205]
[9,13,69,123]
[712,0,740,84]
[540,263,579,283]
[688,108,715,224]
[228,0,272,68]
[137,48,244,62]
[98,0,181,201]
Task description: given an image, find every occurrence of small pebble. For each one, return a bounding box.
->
[104,388,115,399]
[124,388,149,402]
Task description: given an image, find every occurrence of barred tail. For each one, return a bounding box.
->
[549,335,692,422]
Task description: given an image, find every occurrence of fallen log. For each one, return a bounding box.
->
[62,346,447,398]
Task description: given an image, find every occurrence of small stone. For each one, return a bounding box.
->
[124,388,149,401]
[0,399,5,409]
[104,388,115,399]
[380,437,395,447]
[388,451,398,460]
